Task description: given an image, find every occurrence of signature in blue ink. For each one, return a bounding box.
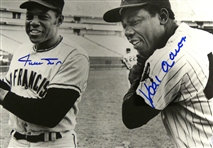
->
[138,36,186,108]
[139,76,161,108]
[162,36,186,73]
[18,54,62,66]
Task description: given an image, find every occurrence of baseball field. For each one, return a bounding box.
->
[0,69,174,148]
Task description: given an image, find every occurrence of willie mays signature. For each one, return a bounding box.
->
[18,54,62,66]
[138,36,186,108]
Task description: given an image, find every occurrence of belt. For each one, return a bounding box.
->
[11,130,62,143]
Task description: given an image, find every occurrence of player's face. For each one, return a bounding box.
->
[121,7,165,57]
[25,7,60,47]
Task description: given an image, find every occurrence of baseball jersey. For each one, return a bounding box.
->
[123,52,137,69]
[4,36,89,134]
[136,23,213,147]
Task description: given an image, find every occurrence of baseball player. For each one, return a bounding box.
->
[122,48,137,70]
[0,0,89,147]
[103,0,213,147]
[122,48,137,87]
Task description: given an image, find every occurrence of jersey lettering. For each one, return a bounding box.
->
[33,74,42,91]
[8,69,49,98]
[22,69,28,89]
[17,69,23,86]
[28,71,37,89]
[39,81,49,97]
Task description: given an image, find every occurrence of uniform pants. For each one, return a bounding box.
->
[8,130,77,148]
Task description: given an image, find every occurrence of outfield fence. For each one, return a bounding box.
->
[0,65,9,73]
[90,57,125,69]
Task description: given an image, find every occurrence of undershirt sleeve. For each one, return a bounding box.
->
[0,80,10,90]
[2,88,79,128]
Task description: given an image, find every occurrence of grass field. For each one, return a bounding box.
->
[0,69,174,148]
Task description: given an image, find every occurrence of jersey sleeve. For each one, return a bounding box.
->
[48,52,89,94]
[136,36,188,110]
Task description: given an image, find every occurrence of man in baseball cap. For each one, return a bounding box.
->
[104,0,213,147]
[0,0,90,147]
[20,0,64,13]
[103,0,173,22]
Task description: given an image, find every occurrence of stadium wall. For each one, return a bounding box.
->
[1,6,213,70]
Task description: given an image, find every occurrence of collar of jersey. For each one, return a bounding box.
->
[33,36,63,52]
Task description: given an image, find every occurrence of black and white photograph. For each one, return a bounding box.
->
[0,0,213,147]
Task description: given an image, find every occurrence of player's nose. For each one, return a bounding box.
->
[29,17,40,27]
[124,26,135,39]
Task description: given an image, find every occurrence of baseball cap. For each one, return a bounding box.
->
[103,0,171,22]
[20,0,64,13]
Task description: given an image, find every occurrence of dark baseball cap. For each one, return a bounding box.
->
[20,0,64,13]
[103,0,171,22]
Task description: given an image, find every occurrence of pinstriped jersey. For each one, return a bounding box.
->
[136,23,213,147]
[4,36,89,134]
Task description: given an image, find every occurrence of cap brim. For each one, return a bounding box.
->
[20,0,57,10]
[103,3,148,23]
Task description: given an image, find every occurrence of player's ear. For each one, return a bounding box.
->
[56,15,64,27]
[158,8,169,25]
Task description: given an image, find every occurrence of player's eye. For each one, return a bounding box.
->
[130,20,139,26]
[38,15,49,20]
[130,18,143,26]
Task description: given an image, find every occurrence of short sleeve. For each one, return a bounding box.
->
[48,53,89,94]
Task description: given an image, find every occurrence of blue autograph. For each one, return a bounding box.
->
[139,36,186,108]
[18,54,62,66]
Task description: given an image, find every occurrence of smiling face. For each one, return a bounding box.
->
[25,5,61,49]
[121,6,165,57]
